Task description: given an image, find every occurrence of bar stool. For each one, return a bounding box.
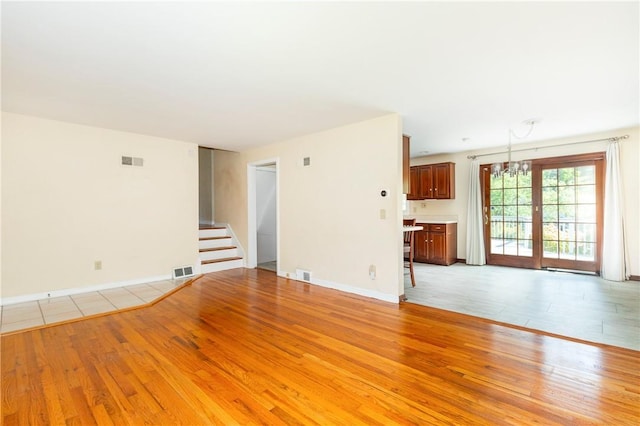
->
[403,218,417,287]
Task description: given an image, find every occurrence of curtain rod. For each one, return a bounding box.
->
[466,134,629,160]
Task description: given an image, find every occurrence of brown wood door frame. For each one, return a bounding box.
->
[536,153,605,273]
[482,152,605,272]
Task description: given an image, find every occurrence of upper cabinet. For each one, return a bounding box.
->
[407,162,455,200]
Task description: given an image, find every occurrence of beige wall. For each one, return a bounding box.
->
[198,147,215,225]
[215,114,405,301]
[1,112,199,299]
[0,114,3,298]
[409,126,640,276]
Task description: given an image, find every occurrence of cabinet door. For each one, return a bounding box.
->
[419,166,434,199]
[414,230,429,261]
[428,232,447,264]
[433,163,455,199]
[407,167,422,200]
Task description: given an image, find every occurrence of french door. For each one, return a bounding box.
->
[483,153,604,273]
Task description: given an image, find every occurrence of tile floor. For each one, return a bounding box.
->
[405,263,640,350]
[0,278,189,334]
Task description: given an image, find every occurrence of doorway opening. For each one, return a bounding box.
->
[247,159,279,272]
[198,147,215,226]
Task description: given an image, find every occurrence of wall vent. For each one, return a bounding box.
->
[122,156,144,167]
[173,265,195,279]
[296,268,312,282]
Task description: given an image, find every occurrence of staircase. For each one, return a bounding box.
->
[199,225,244,273]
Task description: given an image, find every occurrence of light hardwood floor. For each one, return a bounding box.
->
[2,268,639,425]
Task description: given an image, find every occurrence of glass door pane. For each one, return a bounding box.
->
[489,170,533,257]
[541,165,597,263]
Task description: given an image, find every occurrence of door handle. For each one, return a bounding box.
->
[484,214,488,225]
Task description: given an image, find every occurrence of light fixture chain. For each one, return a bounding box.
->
[492,120,536,178]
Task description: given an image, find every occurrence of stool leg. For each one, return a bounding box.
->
[409,256,415,287]
[410,233,416,287]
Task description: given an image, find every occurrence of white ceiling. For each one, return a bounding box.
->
[2,1,638,157]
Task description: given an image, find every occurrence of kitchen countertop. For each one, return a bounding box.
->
[404,215,458,224]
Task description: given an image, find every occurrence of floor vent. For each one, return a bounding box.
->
[173,265,195,279]
[296,269,312,282]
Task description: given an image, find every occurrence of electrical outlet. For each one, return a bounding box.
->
[94,260,102,270]
[369,264,376,280]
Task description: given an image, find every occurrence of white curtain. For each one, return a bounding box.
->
[466,160,486,265]
[601,142,630,281]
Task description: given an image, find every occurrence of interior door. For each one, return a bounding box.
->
[483,153,604,272]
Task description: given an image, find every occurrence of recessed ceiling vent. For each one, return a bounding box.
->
[173,265,195,279]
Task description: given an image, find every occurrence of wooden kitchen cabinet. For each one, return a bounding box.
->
[407,162,455,200]
[432,162,455,199]
[408,166,421,200]
[414,223,457,266]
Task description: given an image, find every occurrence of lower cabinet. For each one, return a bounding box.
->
[414,223,457,266]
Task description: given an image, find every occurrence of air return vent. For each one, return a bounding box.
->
[173,265,195,279]
[296,269,312,282]
[122,156,144,167]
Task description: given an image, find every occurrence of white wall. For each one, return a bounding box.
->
[409,126,640,277]
[256,167,277,264]
[215,114,404,302]
[1,112,199,300]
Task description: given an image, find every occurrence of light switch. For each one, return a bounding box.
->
[379,209,386,219]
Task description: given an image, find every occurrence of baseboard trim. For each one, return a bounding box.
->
[1,274,172,306]
[629,275,640,282]
[278,271,399,304]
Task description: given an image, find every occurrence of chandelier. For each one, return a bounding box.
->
[491,120,537,178]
